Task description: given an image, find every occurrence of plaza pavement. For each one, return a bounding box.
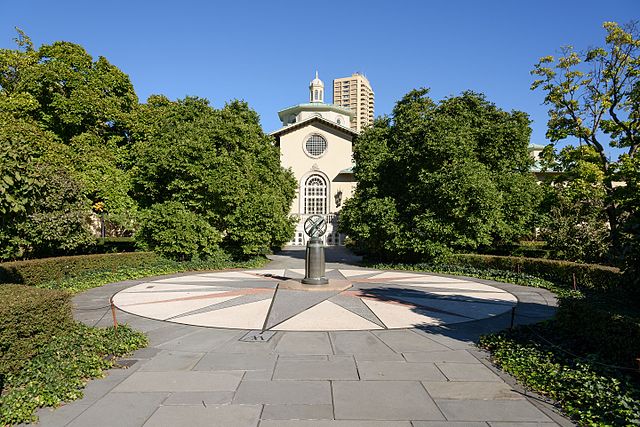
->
[31,247,574,426]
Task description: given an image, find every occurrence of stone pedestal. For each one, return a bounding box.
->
[302,236,329,285]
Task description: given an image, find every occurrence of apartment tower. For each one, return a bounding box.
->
[332,73,374,133]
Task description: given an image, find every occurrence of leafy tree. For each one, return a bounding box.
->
[531,21,639,253]
[21,163,95,258]
[538,145,610,263]
[340,89,540,260]
[131,96,296,258]
[0,30,138,234]
[615,155,640,284]
[0,113,94,260]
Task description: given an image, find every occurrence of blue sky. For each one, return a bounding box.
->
[1,1,637,152]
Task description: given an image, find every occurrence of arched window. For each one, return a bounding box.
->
[304,174,327,215]
[314,90,318,101]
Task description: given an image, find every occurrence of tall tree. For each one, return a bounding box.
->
[131,96,296,258]
[531,21,639,251]
[0,30,139,232]
[340,89,540,261]
[538,145,611,263]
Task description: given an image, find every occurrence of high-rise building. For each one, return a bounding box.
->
[332,73,374,133]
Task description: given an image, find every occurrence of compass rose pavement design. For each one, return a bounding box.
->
[112,268,518,331]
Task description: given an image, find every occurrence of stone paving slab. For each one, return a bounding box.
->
[156,328,242,352]
[35,403,91,427]
[353,352,406,361]
[70,365,141,405]
[260,404,334,420]
[422,381,524,400]
[142,324,196,347]
[372,330,451,353]
[162,391,235,405]
[193,352,277,371]
[435,400,553,422]
[273,355,358,380]
[411,422,489,427]
[275,332,333,354]
[332,381,445,420]
[487,423,559,427]
[212,335,282,354]
[143,404,262,427]
[330,331,398,356]
[357,361,447,381]
[67,392,167,427]
[138,350,204,371]
[403,350,479,363]
[278,354,330,361]
[112,371,244,392]
[233,380,332,405]
[436,363,503,382]
[259,422,412,427]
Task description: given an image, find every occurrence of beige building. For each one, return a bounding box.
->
[271,73,357,246]
[333,73,375,132]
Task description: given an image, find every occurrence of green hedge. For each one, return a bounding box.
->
[0,285,73,386]
[95,237,137,253]
[0,252,160,286]
[452,254,622,292]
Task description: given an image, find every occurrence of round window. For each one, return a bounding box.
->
[305,134,327,157]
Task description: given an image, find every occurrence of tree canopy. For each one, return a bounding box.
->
[340,89,540,261]
[0,31,296,261]
[129,96,297,258]
[531,21,639,252]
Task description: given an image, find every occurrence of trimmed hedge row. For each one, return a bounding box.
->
[0,252,160,286]
[0,285,73,385]
[452,253,622,292]
[95,237,137,253]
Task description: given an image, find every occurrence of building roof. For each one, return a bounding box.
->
[277,103,354,123]
[529,143,547,150]
[270,115,358,140]
[339,165,355,174]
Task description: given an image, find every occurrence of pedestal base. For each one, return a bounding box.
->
[301,277,329,285]
[278,278,351,292]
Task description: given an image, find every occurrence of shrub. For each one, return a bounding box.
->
[95,237,136,253]
[0,252,159,286]
[0,323,147,425]
[480,328,640,425]
[136,201,222,261]
[451,253,622,292]
[555,297,640,369]
[368,261,573,297]
[37,253,267,294]
[0,285,73,387]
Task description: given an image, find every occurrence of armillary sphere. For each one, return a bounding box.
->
[304,215,327,238]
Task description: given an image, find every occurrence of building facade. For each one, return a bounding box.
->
[332,73,375,133]
[271,73,357,246]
